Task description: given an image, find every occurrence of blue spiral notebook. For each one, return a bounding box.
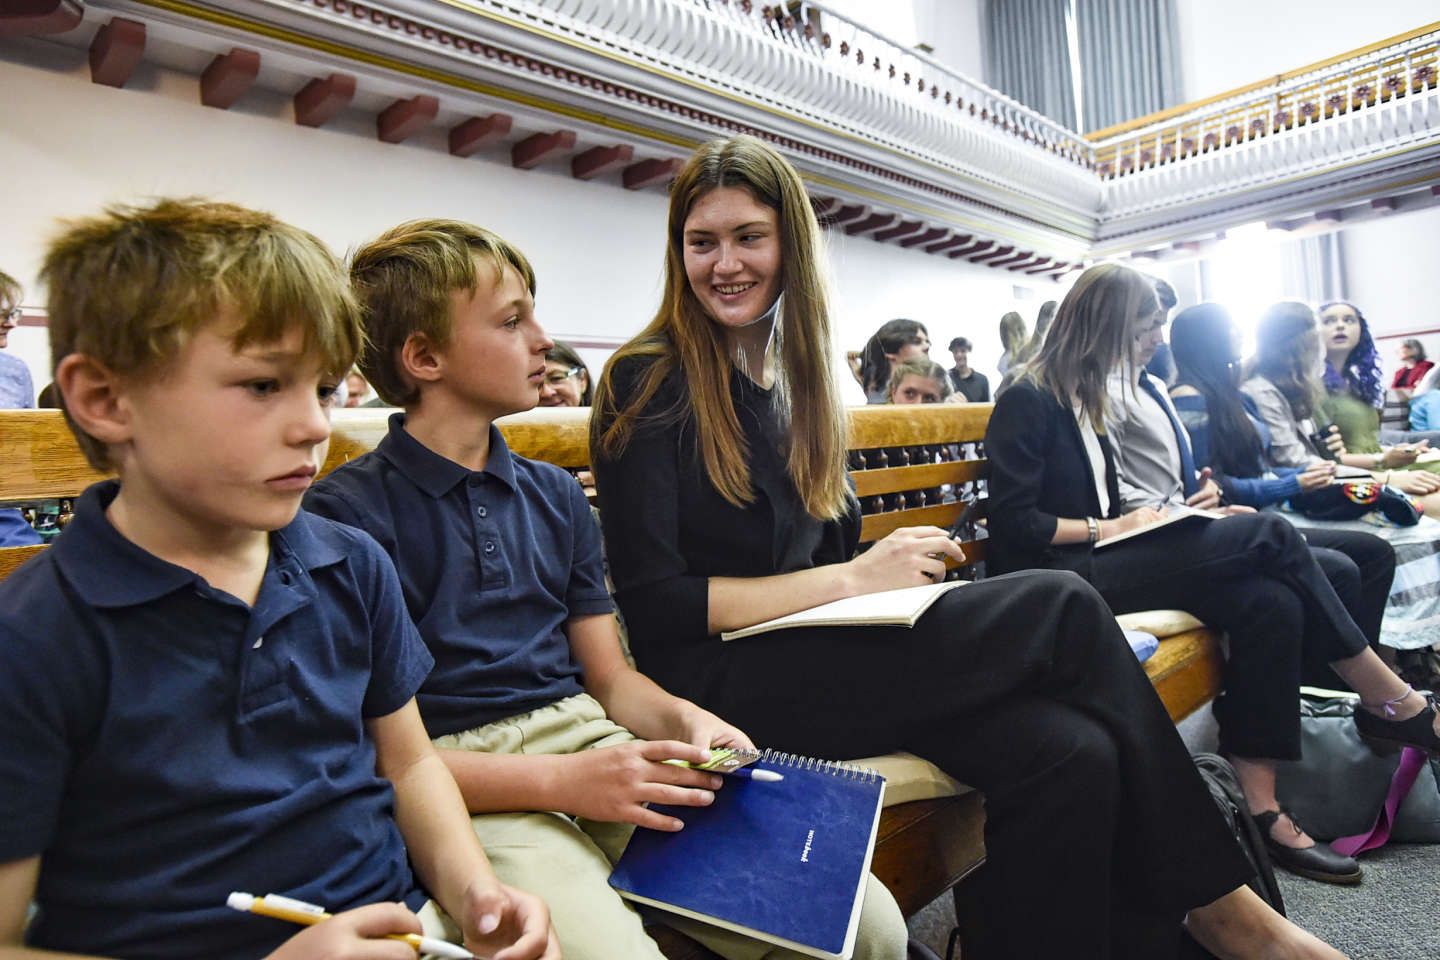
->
[609,751,886,960]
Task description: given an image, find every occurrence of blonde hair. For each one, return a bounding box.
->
[887,359,951,401]
[999,311,1028,364]
[41,198,361,470]
[349,219,536,407]
[1023,264,1158,428]
[592,135,850,520]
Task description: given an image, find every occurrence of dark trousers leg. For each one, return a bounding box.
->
[1300,527,1395,654]
[695,570,1252,959]
[1087,513,1370,760]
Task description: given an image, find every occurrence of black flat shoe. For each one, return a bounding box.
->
[1253,809,1363,885]
[1353,689,1440,755]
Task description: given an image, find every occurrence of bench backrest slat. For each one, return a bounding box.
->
[1,405,991,574]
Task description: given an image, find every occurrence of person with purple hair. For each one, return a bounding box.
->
[1320,300,1440,480]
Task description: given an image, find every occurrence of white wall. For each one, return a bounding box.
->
[0,42,1046,398]
[1174,0,1433,103]
[912,0,986,82]
[1340,209,1440,340]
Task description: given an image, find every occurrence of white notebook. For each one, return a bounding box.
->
[720,581,967,642]
[1093,504,1222,550]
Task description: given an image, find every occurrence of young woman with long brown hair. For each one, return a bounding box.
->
[592,135,1349,960]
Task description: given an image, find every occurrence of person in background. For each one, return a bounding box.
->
[1242,302,1440,515]
[540,341,593,407]
[0,270,40,547]
[1391,337,1433,399]
[855,318,930,404]
[1167,303,1413,686]
[945,337,989,402]
[888,358,951,405]
[996,310,1027,377]
[343,368,370,407]
[1144,280,1177,385]
[593,134,1348,960]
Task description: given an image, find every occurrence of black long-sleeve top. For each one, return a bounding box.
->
[590,357,858,699]
[985,379,1121,577]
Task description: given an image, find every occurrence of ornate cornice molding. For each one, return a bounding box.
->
[3,0,1437,273]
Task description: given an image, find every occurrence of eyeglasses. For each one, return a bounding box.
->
[1,307,20,323]
[544,366,584,386]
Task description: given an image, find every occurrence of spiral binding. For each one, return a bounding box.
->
[757,748,880,783]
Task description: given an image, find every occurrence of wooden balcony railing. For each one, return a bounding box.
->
[1087,21,1439,180]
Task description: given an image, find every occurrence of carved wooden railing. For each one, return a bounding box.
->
[1089,21,1439,180]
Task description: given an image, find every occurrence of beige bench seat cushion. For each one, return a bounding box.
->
[847,751,971,806]
[1114,608,1205,638]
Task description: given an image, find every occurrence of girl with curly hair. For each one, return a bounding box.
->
[1320,300,1440,481]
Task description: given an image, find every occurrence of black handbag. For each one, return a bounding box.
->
[1289,479,1423,526]
[1275,692,1440,843]
[1192,753,1286,914]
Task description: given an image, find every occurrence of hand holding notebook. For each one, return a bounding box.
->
[610,751,886,959]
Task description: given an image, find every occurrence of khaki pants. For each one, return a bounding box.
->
[432,694,907,960]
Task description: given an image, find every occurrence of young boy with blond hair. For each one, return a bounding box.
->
[0,200,556,960]
[303,219,907,960]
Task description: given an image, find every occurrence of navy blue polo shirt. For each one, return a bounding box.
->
[0,481,433,960]
[304,414,613,737]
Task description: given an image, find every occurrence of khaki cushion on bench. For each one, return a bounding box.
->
[1115,608,1205,639]
[848,751,971,806]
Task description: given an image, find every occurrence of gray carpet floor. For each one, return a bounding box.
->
[905,844,1440,959]
[903,706,1440,958]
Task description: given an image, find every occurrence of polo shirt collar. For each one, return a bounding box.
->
[377,412,517,497]
[52,480,346,609]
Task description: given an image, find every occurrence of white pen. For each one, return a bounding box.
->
[227,892,474,959]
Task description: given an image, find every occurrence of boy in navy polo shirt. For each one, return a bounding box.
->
[304,220,906,960]
[0,200,556,960]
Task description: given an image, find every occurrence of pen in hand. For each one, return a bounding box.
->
[662,747,786,782]
[227,892,474,959]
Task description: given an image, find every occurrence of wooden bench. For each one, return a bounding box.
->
[0,405,1224,958]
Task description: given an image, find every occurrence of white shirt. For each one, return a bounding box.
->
[1074,404,1112,516]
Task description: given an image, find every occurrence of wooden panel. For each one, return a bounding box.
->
[1144,629,1224,723]
[846,404,992,448]
[0,545,45,582]
[851,460,986,497]
[497,407,592,467]
[0,411,108,503]
[859,503,964,543]
[872,792,987,917]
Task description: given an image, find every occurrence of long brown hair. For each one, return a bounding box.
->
[592,135,849,519]
[1023,264,1157,428]
[1247,301,1323,421]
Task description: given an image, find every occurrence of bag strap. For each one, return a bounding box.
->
[1330,747,1428,857]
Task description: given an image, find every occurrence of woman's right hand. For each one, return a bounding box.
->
[1101,507,1167,539]
[845,526,965,591]
[266,903,423,960]
[1297,461,1336,491]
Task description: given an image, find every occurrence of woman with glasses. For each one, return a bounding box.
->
[0,270,33,411]
[540,341,593,407]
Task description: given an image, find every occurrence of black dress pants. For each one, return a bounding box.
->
[683,569,1253,960]
[1084,512,1371,760]
[1301,526,1396,688]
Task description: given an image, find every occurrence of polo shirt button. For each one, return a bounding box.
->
[484,541,496,555]
[477,506,487,518]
